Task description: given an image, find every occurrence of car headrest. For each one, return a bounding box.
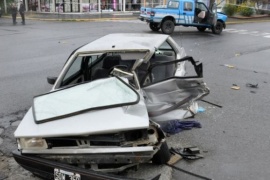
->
[102,55,121,69]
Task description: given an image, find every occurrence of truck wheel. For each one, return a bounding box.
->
[212,21,223,34]
[152,141,171,164]
[161,19,175,34]
[197,27,207,32]
[149,23,160,31]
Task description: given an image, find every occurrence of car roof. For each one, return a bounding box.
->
[77,33,170,53]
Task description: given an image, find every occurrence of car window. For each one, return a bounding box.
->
[196,2,208,11]
[146,60,176,85]
[184,2,193,11]
[142,57,202,86]
[33,77,139,123]
[62,56,83,83]
[137,41,176,86]
[61,54,103,87]
[157,41,176,57]
[168,1,179,8]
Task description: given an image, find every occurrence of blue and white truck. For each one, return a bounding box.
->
[139,0,227,34]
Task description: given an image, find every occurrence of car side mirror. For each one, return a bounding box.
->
[47,76,57,85]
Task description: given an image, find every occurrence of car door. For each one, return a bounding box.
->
[207,2,217,25]
[210,3,217,26]
[182,0,195,24]
[166,0,181,24]
[141,56,209,123]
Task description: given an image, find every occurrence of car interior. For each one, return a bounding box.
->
[59,41,177,88]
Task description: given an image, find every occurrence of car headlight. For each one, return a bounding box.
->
[19,138,48,150]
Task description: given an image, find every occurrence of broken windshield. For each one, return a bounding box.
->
[33,77,139,123]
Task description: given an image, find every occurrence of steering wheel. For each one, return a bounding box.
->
[109,65,128,73]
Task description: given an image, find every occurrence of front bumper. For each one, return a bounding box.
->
[13,150,159,180]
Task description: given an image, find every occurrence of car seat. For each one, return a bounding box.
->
[150,55,175,83]
[92,55,121,80]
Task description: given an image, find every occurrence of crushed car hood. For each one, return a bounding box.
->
[15,104,149,138]
[14,78,149,138]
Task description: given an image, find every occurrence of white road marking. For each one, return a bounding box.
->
[224,29,270,39]
[261,33,270,36]
[224,29,239,33]
[111,20,145,24]
[238,30,249,34]
[110,21,270,39]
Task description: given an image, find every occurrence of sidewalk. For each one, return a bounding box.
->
[24,11,141,21]
[227,14,270,24]
[3,11,270,23]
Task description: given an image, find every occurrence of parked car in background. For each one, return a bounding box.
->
[13,33,209,179]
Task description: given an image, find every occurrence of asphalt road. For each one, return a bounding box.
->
[0,18,270,180]
[169,23,270,180]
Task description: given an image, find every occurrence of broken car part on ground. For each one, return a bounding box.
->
[13,33,209,179]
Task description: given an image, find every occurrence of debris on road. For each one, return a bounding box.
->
[200,99,223,108]
[160,120,202,134]
[166,163,213,180]
[170,147,204,160]
[167,152,182,165]
[223,64,235,68]
[197,107,206,113]
[246,83,258,88]
[231,85,240,90]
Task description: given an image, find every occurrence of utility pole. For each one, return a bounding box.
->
[4,0,7,13]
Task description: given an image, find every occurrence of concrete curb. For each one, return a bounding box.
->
[2,13,270,24]
[227,19,270,24]
[26,17,138,22]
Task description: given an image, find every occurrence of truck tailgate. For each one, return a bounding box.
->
[140,7,152,19]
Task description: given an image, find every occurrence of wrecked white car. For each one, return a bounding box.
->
[13,33,209,179]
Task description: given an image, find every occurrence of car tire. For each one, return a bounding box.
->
[161,19,175,34]
[149,22,160,32]
[212,21,223,34]
[152,141,171,164]
[197,26,207,32]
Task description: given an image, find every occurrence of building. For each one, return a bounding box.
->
[20,0,164,13]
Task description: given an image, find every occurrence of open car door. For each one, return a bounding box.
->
[141,56,210,123]
[209,2,217,26]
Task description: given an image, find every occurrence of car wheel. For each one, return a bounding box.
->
[161,19,175,34]
[212,21,223,34]
[152,141,171,164]
[197,26,207,32]
[149,22,160,32]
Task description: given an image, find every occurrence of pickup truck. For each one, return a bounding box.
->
[139,0,227,34]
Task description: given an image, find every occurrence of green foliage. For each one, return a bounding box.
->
[223,4,237,16]
[237,2,254,16]
[257,9,265,14]
[257,9,270,15]
[0,0,16,14]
